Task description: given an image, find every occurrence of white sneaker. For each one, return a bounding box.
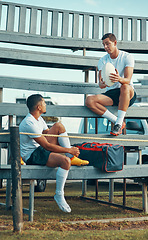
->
[54,194,71,213]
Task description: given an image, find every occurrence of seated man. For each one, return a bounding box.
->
[19,94,89,213]
[86,33,136,136]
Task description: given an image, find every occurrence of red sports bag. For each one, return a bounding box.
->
[73,142,124,172]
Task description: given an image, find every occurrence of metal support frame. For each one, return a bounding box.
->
[81,147,148,213]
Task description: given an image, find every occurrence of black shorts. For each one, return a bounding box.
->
[102,88,137,106]
[26,146,51,166]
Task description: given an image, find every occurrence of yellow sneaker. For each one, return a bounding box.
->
[20,157,26,165]
[71,156,89,166]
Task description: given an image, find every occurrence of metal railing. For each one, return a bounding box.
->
[0,1,147,42]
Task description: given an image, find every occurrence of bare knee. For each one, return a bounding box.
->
[85,95,95,108]
[61,155,71,170]
[120,84,131,95]
[46,153,71,170]
[53,122,66,134]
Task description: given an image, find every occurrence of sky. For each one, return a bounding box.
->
[4,0,148,17]
[0,0,148,131]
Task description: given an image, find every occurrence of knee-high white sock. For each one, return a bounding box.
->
[115,110,126,126]
[55,167,68,196]
[54,167,71,213]
[102,110,117,123]
[58,132,73,158]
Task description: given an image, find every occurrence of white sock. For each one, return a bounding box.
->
[54,167,71,213]
[58,132,73,158]
[102,110,117,123]
[115,110,126,126]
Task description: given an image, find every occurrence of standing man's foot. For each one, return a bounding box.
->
[110,122,126,136]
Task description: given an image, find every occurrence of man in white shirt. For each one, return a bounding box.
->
[19,94,89,213]
[86,33,136,136]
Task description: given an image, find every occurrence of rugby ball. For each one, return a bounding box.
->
[101,62,116,87]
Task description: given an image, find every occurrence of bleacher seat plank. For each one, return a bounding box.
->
[0,165,148,180]
[0,48,147,73]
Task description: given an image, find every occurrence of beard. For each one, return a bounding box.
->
[43,111,46,114]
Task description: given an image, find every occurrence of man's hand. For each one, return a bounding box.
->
[99,78,108,88]
[109,69,121,83]
[69,147,80,157]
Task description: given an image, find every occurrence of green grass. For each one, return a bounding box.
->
[1,229,148,240]
[0,181,148,239]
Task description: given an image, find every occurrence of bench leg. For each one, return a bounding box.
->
[109,179,114,203]
[95,180,98,199]
[82,180,87,197]
[123,178,126,206]
[29,180,35,222]
[6,179,12,210]
[142,183,148,213]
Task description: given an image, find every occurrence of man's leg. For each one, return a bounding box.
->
[111,85,135,136]
[46,152,71,212]
[85,94,117,123]
[45,122,89,166]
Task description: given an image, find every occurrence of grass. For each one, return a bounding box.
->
[0,180,148,239]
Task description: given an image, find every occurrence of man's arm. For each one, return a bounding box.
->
[110,66,134,85]
[98,70,108,89]
[33,135,80,157]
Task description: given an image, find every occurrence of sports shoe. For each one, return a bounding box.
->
[20,157,26,165]
[71,156,89,166]
[110,122,126,136]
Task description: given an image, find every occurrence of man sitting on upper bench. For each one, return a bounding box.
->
[86,33,136,136]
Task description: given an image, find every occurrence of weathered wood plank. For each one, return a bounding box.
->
[51,10,58,36]
[1,165,148,180]
[103,16,109,35]
[30,8,37,34]
[132,18,137,41]
[0,31,148,53]
[141,19,147,41]
[7,4,15,32]
[134,85,148,97]
[0,1,147,50]
[73,13,79,38]
[0,4,2,29]
[41,9,48,36]
[0,76,147,96]
[19,6,26,33]
[122,17,128,41]
[0,47,147,73]
[69,133,148,147]
[0,103,147,119]
[0,47,98,70]
[93,15,99,39]
[0,76,102,94]
[83,14,89,39]
[62,12,69,37]
[113,17,119,39]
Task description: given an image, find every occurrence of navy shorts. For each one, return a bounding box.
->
[102,88,137,106]
[26,146,51,166]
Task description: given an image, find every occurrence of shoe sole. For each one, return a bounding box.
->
[110,122,126,136]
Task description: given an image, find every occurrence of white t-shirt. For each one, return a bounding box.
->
[19,113,48,162]
[98,50,134,91]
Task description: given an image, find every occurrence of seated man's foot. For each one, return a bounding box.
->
[71,156,89,166]
[20,157,26,165]
[110,122,126,136]
[54,194,71,213]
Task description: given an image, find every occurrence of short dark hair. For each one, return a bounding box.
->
[102,33,116,42]
[27,94,43,112]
